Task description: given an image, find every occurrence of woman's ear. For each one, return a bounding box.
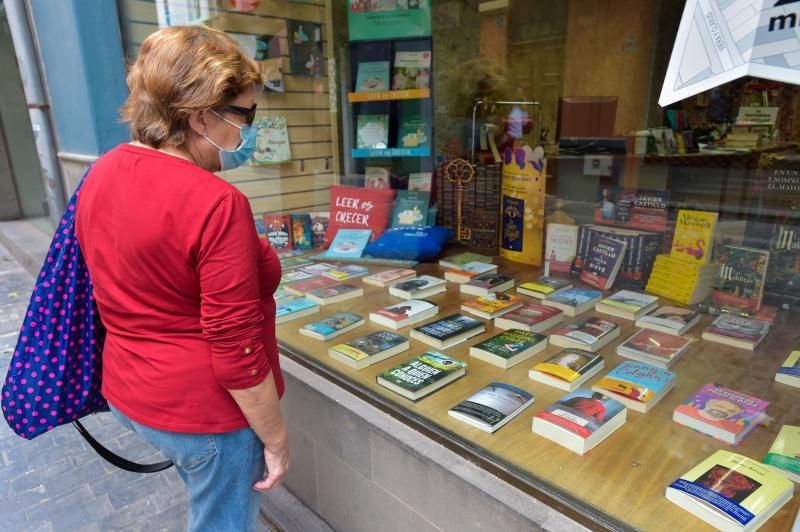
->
[186,109,209,137]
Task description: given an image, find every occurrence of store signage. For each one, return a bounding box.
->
[348,1,432,41]
[660,0,800,106]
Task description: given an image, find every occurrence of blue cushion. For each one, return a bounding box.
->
[363,226,453,261]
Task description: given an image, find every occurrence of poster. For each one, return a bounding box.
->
[348,0,431,41]
[287,20,324,77]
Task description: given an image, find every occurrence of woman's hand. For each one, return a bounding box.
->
[253,442,290,492]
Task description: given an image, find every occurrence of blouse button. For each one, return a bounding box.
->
[251,369,258,376]
[244,347,253,354]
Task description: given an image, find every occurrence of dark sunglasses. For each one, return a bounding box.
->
[219,103,257,125]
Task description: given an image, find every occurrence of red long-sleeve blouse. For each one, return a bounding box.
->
[75,143,283,433]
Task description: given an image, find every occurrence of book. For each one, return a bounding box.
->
[356,114,389,149]
[252,116,291,164]
[646,254,718,305]
[461,293,524,320]
[324,229,372,259]
[309,212,330,248]
[328,331,409,370]
[592,361,676,414]
[460,273,515,297]
[444,261,498,284]
[273,287,295,304]
[369,299,438,329]
[284,275,339,296]
[362,268,416,287]
[278,255,313,271]
[391,50,431,90]
[635,305,702,335]
[448,383,534,433]
[702,315,770,351]
[469,329,547,369]
[615,329,692,368]
[300,262,336,276]
[410,314,486,349]
[396,108,430,149]
[673,383,769,445]
[549,317,620,353]
[574,224,664,286]
[544,223,579,276]
[671,209,719,265]
[666,450,794,531]
[322,264,370,281]
[306,283,363,305]
[438,252,493,270]
[775,351,800,388]
[529,349,604,392]
[355,60,390,92]
[254,216,267,239]
[516,277,572,300]
[289,214,313,249]
[532,389,627,455]
[391,190,430,227]
[407,172,432,192]
[713,245,770,313]
[579,234,627,290]
[277,249,307,260]
[494,304,564,333]
[364,166,391,189]
[764,425,800,483]
[377,351,466,401]
[299,312,365,341]
[265,215,293,250]
[280,270,313,284]
[764,222,800,310]
[541,287,603,317]
[389,275,447,299]
[275,298,320,324]
[594,187,669,232]
[595,290,659,320]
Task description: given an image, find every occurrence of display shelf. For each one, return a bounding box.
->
[351,147,430,158]
[276,257,800,532]
[347,88,431,103]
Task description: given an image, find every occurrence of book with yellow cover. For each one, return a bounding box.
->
[670,210,719,265]
[764,425,800,483]
[666,450,794,531]
[775,351,800,388]
[461,293,523,320]
[528,349,604,391]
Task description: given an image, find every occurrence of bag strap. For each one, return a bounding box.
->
[72,420,174,473]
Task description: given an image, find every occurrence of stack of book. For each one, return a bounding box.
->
[573,224,663,289]
[646,254,718,304]
[701,314,770,350]
[437,162,502,249]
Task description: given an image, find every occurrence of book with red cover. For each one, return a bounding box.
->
[496,304,561,327]
[265,215,293,250]
[284,275,339,296]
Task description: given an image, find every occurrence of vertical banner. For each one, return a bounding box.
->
[500,146,547,265]
[348,1,432,41]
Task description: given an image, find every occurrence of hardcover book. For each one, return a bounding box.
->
[438,252,493,269]
[592,361,676,413]
[362,268,416,287]
[391,50,431,90]
[328,330,409,369]
[299,312,365,340]
[544,223,579,275]
[616,329,692,368]
[775,350,800,388]
[579,234,627,290]
[356,114,389,149]
[666,450,794,531]
[324,229,372,259]
[713,245,770,313]
[764,424,800,482]
[670,209,719,265]
[377,351,466,401]
[549,317,620,352]
[265,215,293,250]
[469,329,547,369]
[529,349,604,392]
[493,304,564,333]
[391,190,430,227]
[635,305,702,335]
[448,383,534,433]
[410,314,485,349]
[322,264,370,281]
[702,315,770,351]
[673,383,769,445]
[369,299,438,329]
[306,283,363,305]
[355,60,390,92]
[275,297,319,324]
[516,277,572,299]
[541,287,603,316]
[309,212,330,248]
[289,214,313,249]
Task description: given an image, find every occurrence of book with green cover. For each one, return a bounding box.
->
[355,61,390,92]
[377,351,467,401]
[356,114,389,149]
[764,424,800,482]
[713,245,770,313]
[438,252,493,269]
[397,104,430,148]
[469,329,547,369]
[391,190,430,227]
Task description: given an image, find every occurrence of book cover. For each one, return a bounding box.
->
[285,275,338,294]
[379,352,465,394]
[535,389,626,438]
[300,263,336,276]
[593,361,676,404]
[309,212,330,248]
[325,229,372,259]
[278,255,313,270]
[552,317,619,345]
[439,252,492,269]
[277,249,308,260]
[594,187,669,232]
[355,61,390,92]
[545,223,579,275]
[714,245,770,313]
[281,270,313,284]
[273,287,294,302]
[465,273,514,290]
[764,425,800,478]
[265,215,293,250]
[365,167,391,189]
[472,330,546,360]
[290,214,313,249]
[546,288,602,308]
[254,216,267,239]
[392,275,445,294]
[637,306,701,331]
[671,210,719,265]
[704,315,770,342]
[764,222,800,306]
[413,314,483,341]
[363,268,416,285]
[497,304,561,327]
[408,172,432,192]
[448,261,497,279]
[599,290,658,312]
[674,384,769,441]
[777,351,800,380]
[374,299,436,322]
[449,383,533,428]
[330,331,407,362]
[276,298,318,318]
[532,349,602,383]
[618,329,692,363]
[391,50,431,90]
[396,108,430,149]
[302,312,363,337]
[579,235,627,290]
[462,293,523,315]
[518,276,571,296]
[667,450,793,529]
[252,116,292,164]
[324,264,370,280]
[307,283,360,301]
[391,190,430,227]
[356,114,389,149]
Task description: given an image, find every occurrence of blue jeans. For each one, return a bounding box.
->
[109,403,264,531]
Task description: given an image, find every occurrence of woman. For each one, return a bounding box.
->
[75,26,288,531]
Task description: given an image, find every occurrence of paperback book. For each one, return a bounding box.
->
[391,190,430,227]
[541,287,602,316]
[252,116,291,164]
[355,60,390,92]
[579,234,627,290]
[461,293,523,320]
[616,329,692,368]
[273,287,295,304]
[775,350,800,388]
[493,304,564,333]
[407,172,432,192]
[290,214,313,249]
[324,229,372,259]
[322,264,370,281]
[377,351,466,401]
[265,215,293,250]
[299,312,365,341]
[548,317,620,353]
[713,245,770,313]
[362,268,416,287]
[356,114,389,149]
[438,252,493,270]
[529,349,604,392]
[306,283,363,305]
[469,329,547,369]
[670,209,719,265]
[764,424,800,483]
[275,298,320,324]
[410,314,485,349]
[396,107,430,149]
[369,299,438,329]
[284,275,339,296]
[300,262,336,276]
[448,383,534,433]
[391,50,431,90]
[635,305,702,336]
[365,167,390,189]
[592,361,676,413]
[280,270,313,284]
[595,290,659,320]
[460,273,515,297]
[702,315,770,351]
[444,261,498,284]
[309,212,330,248]
[544,223,579,275]
[278,255,313,271]
[516,277,572,299]
[328,331,409,370]
[389,275,447,299]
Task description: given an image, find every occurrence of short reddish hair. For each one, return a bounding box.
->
[121,25,261,148]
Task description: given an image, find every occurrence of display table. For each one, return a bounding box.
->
[276,258,799,531]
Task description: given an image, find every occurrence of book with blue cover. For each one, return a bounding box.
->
[355,61,390,92]
[300,312,365,341]
[541,287,603,316]
[592,361,676,414]
[324,229,372,259]
[275,298,319,324]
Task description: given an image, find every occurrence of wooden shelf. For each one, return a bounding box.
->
[347,88,431,103]
[351,147,430,158]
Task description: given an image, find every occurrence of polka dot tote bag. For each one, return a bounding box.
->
[1,171,107,439]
